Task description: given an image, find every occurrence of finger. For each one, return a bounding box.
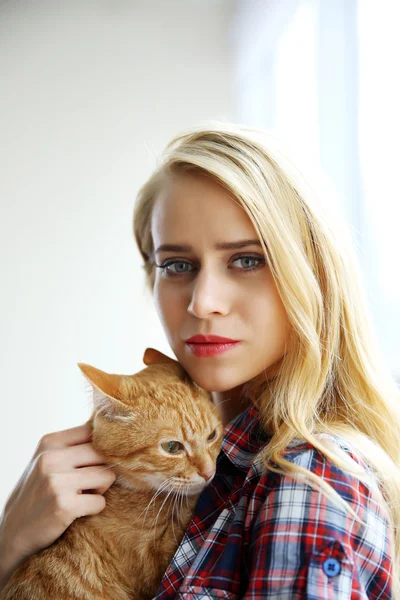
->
[74,493,107,517]
[34,422,94,455]
[69,465,117,494]
[39,443,109,473]
[65,443,108,469]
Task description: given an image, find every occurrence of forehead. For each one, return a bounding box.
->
[151,173,256,243]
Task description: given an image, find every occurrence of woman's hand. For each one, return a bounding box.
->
[0,421,116,587]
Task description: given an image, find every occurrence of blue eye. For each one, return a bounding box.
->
[155,255,265,277]
[156,261,194,275]
[234,256,261,270]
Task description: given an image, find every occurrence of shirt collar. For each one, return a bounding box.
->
[221,402,271,471]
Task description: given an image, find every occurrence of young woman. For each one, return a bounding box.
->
[1,122,399,598]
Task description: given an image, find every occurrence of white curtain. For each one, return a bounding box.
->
[230,0,399,379]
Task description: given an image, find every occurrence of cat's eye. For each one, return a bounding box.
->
[207,429,217,442]
[161,441,183,454]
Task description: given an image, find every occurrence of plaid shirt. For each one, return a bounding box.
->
[154,404,393,599]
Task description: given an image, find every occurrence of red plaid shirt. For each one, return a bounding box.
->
[154,404,393,599]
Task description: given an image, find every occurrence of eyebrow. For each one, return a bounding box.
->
[155,239,263,254]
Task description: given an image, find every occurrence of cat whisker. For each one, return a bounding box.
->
[212,396,234,409]
[127,478,171,526]
[172,482,186,526]
[156,484,182,547]
[184,484,190,513]
[179,484,185,521]
[170,485,188,545]
[170,489,179,544]
[184,486,190,517]
[210,396,242,415]
[152,487,175,550]
[137,478,173,525]
[184,483,192,513]
[175,486,189,538]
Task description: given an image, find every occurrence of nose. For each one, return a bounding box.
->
[199,467,215,483]
[187,265,229,318]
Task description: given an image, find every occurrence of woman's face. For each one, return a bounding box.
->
[150,172,291,395]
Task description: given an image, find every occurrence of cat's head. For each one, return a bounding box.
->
[77,348,224,496]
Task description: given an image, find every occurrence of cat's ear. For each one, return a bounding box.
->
[143,348,178,367]
[77,363,134,422]
[142,348,191,382]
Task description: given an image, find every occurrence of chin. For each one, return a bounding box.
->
[186,369,244,393]
[176,350,250,391]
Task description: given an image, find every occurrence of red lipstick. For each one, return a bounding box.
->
[185,334,240,357]
[186,335,238,343]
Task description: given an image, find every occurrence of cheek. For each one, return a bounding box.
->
[249,288,290,348]
[154,284,185,338]
[154,284,173,322]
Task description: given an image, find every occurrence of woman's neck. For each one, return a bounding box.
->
[211,386,251,427]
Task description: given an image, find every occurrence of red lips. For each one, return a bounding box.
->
[185,334,239,343]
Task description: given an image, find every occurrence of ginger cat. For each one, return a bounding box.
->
[3,348,224,600]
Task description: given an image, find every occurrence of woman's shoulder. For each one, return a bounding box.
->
[250,431,390,554]
[253,431,384,509]
[247,433,393,600]
[297,432,378,478]
[278,432,374,473]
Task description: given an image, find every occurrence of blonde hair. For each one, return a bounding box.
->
[133,121,400,595]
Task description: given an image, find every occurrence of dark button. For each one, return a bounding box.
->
[322,557,341,577]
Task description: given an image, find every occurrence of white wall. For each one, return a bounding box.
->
[0,0,235,509]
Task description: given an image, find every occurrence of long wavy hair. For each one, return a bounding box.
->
[132,121,400,595]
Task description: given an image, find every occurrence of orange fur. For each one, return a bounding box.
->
[3,348,223,600]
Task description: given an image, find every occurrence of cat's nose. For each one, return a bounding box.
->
[200,468,215,483]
